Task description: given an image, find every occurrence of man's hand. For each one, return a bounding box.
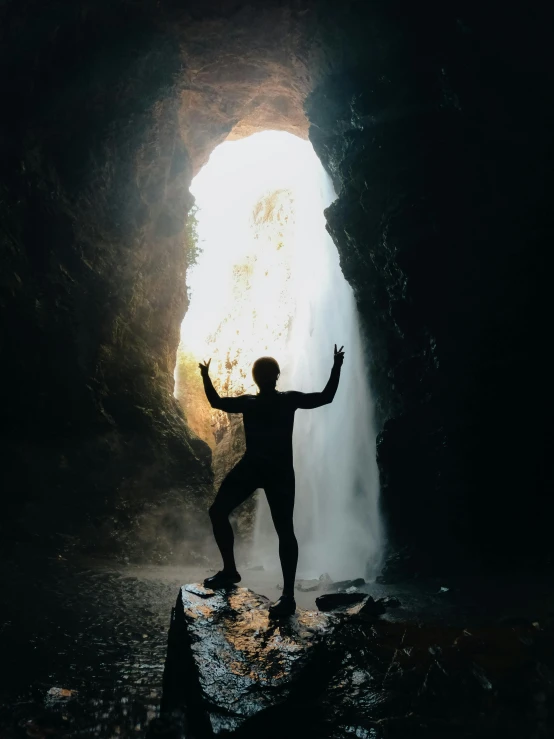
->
[333,344,345,368]
[198,358,211,377]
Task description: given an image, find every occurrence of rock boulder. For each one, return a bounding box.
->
[166,584,332,736]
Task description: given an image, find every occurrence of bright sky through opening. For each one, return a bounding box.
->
[177,131,382,580]
[178,131,329,389]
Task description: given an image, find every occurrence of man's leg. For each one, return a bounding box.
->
[208,458,258,579]
[265,471,298,604]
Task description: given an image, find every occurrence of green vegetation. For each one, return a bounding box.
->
[185,203,202,267]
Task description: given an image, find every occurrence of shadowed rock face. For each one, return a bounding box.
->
[306,2,554,570]
[1,0,553,570]
[0,0,316,558]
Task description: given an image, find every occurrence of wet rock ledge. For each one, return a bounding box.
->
[161,584,554,739]
[164,585,335,737]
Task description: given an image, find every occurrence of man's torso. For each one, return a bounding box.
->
[240,391,297,463]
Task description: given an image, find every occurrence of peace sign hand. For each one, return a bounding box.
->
[198,358,212,377]
[333,344,345,367]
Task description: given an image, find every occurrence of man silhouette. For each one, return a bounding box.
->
[199,345,345,616]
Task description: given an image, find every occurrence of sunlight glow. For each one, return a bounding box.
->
[177,132,325,396]
[175,131,382,580]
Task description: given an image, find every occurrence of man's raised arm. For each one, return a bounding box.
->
[294,345,345,410]
[198,359,248,413]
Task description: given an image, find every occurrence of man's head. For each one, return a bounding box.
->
[252,356,280,391]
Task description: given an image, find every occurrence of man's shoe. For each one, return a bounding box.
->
[203,570,241,589]
[268,594,296,617]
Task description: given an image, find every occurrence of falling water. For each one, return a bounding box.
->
[251,144,382,582]
[179,131,382,582]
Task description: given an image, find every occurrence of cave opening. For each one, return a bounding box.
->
[175,131,382,581]
[3,1,554,734]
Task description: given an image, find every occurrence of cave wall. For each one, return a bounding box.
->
[0,1,211,557]
[1,0,552,570]
[0,0,315,558]
[306,1,554,571]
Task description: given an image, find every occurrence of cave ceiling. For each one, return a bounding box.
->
[172,2,316,173]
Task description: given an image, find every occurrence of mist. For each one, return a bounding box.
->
[250,143,382,581]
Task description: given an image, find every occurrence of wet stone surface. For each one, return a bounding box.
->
[166,584,554,739]
[316,592,368,611]
[170,585,331,735]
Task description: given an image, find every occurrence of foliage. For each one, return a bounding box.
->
[185,203,202,267]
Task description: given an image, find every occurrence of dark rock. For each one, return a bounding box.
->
[357,597,387,618]
[376,548,416,584]
[183,583,215,599]
[329,577,366,592]
[170,585,331,735]
[316,592,367,611]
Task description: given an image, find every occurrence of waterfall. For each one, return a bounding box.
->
[251,146,382,581]
[179,131,382,582]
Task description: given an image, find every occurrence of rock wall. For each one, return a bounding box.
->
[0,0,315,558]
[306,1,554,570]
[0,1,213,558]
